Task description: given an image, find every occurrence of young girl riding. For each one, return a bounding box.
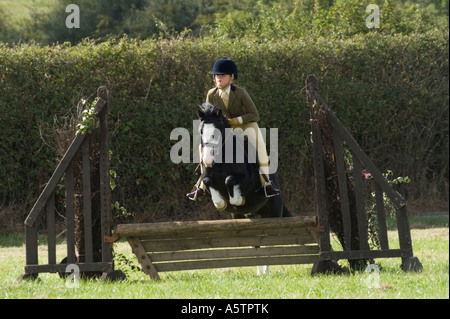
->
[187,57,280,201]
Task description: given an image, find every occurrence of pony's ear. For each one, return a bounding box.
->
[197,108,205,119]
[216,108,222,117]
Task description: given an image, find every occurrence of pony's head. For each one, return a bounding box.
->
[198,103,225,122]
[198,103,230,167]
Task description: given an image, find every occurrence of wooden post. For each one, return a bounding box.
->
[25,224,38,265]
[82,137,94,263]
[374,183,389,250]
[332,127,352,250]
[96,86,112,265]
[20,223,39,280]
[46,192,56,265]
[352,155,369,251]
[65,161,76,264]
[397,206,423,271]
[306,75,334,274]
[128,237,160,280]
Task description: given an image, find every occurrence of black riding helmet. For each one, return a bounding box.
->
[211,57,238,80]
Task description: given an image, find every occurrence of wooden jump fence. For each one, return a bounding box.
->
[114,216,320,280]
[21,76,422,280]
[21,86,116,280]
[306,74,422,273]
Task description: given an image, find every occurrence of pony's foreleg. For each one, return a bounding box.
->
[225,176,245,206]
[203,176,227,210]
[229,185,245,206]
[209,187,227,210]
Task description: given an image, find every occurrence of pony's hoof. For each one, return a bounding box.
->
[213,200,227,210]
[230,196,245,206]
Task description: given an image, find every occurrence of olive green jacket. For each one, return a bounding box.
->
[206,85,260,124]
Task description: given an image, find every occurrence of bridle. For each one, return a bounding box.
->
[199,117,232,166]
[200,114,230,144]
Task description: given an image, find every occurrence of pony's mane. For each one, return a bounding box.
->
[199,102,220,118]
[199,102,230,126]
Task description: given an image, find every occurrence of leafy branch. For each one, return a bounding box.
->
[76,97,99,135]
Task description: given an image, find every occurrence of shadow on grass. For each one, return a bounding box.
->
[0,233,66,248]
[385,215,449,231]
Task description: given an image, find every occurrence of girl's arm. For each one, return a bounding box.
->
[239,89,260,123]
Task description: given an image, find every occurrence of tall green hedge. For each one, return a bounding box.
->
[0,30,448,223]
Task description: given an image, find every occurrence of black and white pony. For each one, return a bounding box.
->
[198,103,291,274]
[198,103,291,218]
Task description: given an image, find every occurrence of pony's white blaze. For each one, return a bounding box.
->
[202,123,220,167]
[203,146,214,167]
[201,123,217,144]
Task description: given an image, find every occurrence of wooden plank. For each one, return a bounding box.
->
[374,183,389,250]
[352,155,370,251]
[46,192,56,265]
[332,127,352,250]
[25,133,87,226]
[65,161,76,264]
[141,233,316,252]
[24,262,113,274]
[154,255,320,272]
[137,225,311,241]
[116,216,316,238]
[82,137,93,263]
[149,245,320,262]
[127,237,160,280]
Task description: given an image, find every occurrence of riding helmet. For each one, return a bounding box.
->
[211,57,238,79]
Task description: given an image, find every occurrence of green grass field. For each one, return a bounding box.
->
[0,0,56,24]
[0,216,448,299]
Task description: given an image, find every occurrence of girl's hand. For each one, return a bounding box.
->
[228,118,240,126]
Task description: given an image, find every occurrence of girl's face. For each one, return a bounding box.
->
[214,74,232,89]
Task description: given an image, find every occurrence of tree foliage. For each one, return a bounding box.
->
[0,0,448,44]
[0,0,448,223]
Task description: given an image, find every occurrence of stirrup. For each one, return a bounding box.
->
[186,185,206,201]
[263,181,280,198]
